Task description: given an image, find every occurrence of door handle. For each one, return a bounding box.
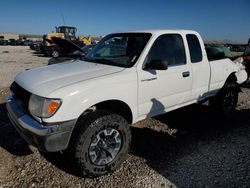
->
[141,77,157,82]
[182,71,190,77]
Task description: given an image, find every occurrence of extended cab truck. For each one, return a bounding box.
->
[7,30,247,177]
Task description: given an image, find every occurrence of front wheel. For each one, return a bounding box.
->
[51,50,59,58]
[68,110,131,177]
[209,83,238,116]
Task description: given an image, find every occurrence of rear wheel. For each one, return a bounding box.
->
[209,83,238,116]
[68,110,131,177]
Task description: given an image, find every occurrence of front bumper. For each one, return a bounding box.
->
[6,100,77,152]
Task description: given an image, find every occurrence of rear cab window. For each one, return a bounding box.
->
[186,34,203,63]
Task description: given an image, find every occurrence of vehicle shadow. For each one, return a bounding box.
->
[0,103,32,156]
[39,150,81,177]
[242,81,250,88]
[131,103,250,187]
[39,102,250,183]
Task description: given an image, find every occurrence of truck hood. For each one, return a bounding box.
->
[15,60,124,96]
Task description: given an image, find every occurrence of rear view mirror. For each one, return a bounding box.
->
[144,59,168,70]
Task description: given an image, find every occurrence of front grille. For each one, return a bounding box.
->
[10,82,31,110]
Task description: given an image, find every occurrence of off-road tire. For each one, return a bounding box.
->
[209,82,238,116]
[67,110,131,177]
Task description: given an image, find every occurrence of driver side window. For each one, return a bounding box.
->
[147,34,186,67]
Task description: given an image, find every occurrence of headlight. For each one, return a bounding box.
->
[28,94,62,118]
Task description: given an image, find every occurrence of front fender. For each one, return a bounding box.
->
[42,68,138,123]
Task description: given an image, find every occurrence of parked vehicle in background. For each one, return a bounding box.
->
[205,44,232,58]
[0,40,8,45]
[44,37,94,62]
[15,39,33,46]
[8,39,17,45]
[48,44,95,65]
[41,44,62,58]
[42,38,82,58]
[15,40,23,46]
[7,30,247,177]
[216,45,231,56]
[29,41,43,51]
[242,40,250,79]
[205,46,227,61]
[23,40,33,46]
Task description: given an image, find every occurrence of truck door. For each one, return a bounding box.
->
[137,34,192,117]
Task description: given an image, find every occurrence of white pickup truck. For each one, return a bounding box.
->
[7,30,247,177]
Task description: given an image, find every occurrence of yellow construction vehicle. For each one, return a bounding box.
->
[42,25,94,57]
[77,35,94,45]
[45,26,94,46]
[44,26,77,46]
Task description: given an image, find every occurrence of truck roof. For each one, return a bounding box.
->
[116,29,199,35]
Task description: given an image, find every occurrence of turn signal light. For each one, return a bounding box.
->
[47,101,60,115]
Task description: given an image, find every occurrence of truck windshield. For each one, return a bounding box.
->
[84,33,152,67]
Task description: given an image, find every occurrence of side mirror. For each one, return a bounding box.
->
[144,59,168,70]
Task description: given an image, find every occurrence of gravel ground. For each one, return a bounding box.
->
[0,46,250,187]
[0,46,49,88]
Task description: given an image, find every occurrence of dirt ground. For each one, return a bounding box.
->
[0,46,49,88]
[0,46,250,187]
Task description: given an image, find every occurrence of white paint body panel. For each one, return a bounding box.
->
[14,30,248,124]
[137,64,193,117]
[15,60,124,97]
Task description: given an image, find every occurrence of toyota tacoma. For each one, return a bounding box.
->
[7,30,247,177]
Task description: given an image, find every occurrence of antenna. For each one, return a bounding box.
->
[61,13,66,25]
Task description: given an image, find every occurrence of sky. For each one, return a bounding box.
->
[0,0,249,43]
